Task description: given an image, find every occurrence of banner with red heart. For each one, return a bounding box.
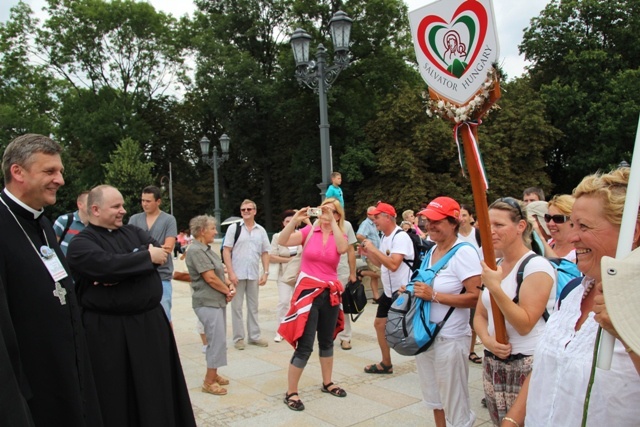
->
[409,0,499,105]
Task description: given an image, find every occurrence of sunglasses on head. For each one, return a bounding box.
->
[544,214,569,224]
[497,197,525,220]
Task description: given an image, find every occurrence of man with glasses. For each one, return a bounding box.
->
[359,202,414,375]
[223,199,271,349]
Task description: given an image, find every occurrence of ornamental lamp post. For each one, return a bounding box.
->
[290,10,353,200]
[200,134,231,225]
[159,163,174,217]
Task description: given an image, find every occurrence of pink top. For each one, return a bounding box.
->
[299,225,344,281]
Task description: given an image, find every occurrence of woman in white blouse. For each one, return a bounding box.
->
[501,168,640,427]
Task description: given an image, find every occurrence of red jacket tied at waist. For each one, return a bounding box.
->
[277,276,344,348]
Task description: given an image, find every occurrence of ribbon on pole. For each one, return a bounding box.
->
[454,121,490,191]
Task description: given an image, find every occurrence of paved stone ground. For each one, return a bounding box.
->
[171,256,492,427]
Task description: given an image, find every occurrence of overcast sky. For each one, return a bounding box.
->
[1,0,549,79]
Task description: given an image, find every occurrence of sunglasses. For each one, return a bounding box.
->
[497,197,525,220]
[240,208,254,212]
[544,214,569,224]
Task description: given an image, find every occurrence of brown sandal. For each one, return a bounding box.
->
[215,375,230,385]
[202,381,227,395]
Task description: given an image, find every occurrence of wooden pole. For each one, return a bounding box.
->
[461,125,507,344]
[430,73,508,343]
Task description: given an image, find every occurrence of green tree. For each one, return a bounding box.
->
[520,0,640,193]
[103,137,154,218]
[187,0,419,228]
[0,1,57,149]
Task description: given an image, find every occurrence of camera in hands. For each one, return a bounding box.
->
[307,207,322,217]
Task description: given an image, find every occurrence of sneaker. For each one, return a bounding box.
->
[248,338,269,347]
[234,339,245,350]
[274,333,283,343]
[202,344,208,354]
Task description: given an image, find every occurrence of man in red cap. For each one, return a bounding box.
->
[360,202,414,374]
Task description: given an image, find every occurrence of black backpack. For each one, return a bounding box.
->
[391,229,430,271]
[220,223,242,264]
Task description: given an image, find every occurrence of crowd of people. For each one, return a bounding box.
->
[2,133,640,427]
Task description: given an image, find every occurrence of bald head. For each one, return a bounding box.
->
[88,185,126,229]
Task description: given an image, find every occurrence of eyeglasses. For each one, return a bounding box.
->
[544,214,569,224]
[497,197,525,220]
[240,208,254,212]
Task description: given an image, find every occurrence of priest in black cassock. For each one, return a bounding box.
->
[0,134,102,426]
[67,185,196,427]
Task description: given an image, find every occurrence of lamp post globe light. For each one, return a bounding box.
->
[290,10,353,200]
[200,134,231,225]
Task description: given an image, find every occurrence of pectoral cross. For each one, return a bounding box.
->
[53,282,67,305]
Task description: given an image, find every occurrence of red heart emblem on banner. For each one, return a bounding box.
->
[417,0,488,78]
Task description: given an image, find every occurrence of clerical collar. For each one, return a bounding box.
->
[2,188,44,219]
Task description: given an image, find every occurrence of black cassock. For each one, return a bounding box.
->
[0,191,102,426]
[67,224,195,427]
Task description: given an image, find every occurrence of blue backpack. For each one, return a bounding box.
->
[514,253,582,321]
[385,242,473,356]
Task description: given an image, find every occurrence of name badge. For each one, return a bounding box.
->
[40,246,68,282]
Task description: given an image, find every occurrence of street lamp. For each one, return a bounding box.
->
[159,162,174,217]
[290,10,353,200]
[200,134,231,225]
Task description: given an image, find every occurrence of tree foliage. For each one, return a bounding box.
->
[3,0,636,231]
[520,0,640,193]
[103,137,154,218]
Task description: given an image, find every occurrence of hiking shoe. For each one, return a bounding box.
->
[248,338,268,347]
[234,339,245,350]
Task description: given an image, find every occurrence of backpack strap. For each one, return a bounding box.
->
[233,223,242,247]
[390,228,415,269]
[58,213,75,244]
[513,253,551,321]
[558,276,583,309]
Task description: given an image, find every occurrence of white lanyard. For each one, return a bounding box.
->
[0,197,69,304]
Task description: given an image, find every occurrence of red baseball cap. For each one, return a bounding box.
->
[370,202,397,217]
[418,197,460,221]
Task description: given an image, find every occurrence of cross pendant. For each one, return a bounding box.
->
[53,282,67,305]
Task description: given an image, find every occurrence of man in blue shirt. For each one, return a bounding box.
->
[356,206,381,301]
[53,191,89,255]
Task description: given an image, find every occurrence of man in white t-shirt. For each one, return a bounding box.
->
[359,202,414,374]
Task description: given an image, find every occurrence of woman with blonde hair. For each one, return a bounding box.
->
[277,198,348,411]
[544,194,576,261]
[501,168,640,426]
